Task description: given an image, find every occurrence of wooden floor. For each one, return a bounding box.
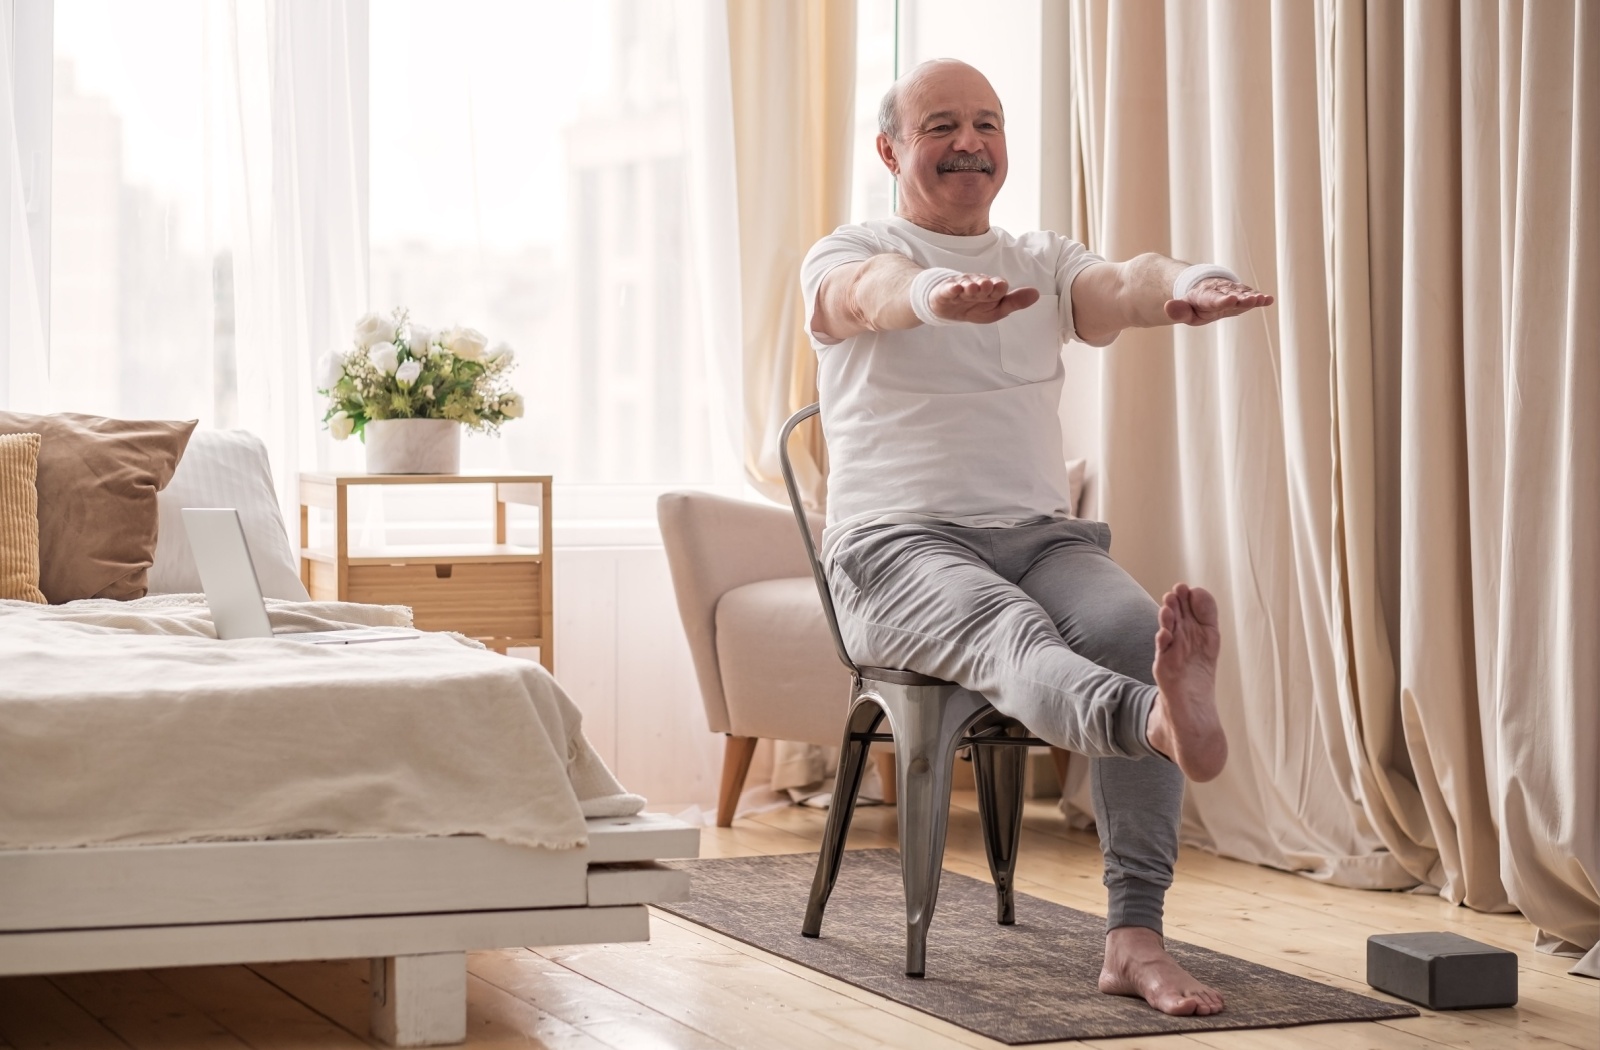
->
[1,793,1594,1049]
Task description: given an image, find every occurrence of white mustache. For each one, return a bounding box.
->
[938,155,994,173]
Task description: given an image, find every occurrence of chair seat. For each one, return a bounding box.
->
[858,666,952,687]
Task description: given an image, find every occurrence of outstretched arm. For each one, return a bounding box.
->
[1069,253,1273,346]
[810,253,1041,343]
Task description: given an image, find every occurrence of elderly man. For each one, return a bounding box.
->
[801,59,1273,1017]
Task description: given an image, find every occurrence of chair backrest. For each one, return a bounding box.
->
[778,403,859,676]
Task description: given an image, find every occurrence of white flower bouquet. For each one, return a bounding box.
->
[319,308,523,441]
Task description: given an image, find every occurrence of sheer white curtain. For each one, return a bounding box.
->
[224,0,368,515]
[0,2,49,409]
[0,0,366,523]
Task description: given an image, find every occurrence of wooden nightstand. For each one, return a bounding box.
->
[298,473,554,670]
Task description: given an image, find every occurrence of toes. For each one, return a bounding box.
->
[1172,990,1221,1016]
[1170,994,1202,1016]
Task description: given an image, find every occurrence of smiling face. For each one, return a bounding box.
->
[877,61,1008,236]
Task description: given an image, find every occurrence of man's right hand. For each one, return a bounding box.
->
[927,272,1040,324]
[812,254,1042,343]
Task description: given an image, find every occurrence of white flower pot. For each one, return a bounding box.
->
[364,418,461,474]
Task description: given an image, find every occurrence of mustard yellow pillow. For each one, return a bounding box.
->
[0,432,47,603]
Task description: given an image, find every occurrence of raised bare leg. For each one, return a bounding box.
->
[1145,583,1227,782]
[1099,926,1225,1016]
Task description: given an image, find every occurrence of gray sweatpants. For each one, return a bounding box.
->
[826,517,1184,934]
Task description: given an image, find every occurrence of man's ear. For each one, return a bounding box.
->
[875,133,900,176]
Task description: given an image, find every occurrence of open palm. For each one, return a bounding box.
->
[1164,277,1273,325]
[930,273,1041,324]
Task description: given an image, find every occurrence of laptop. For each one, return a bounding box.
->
[182,507,421,644]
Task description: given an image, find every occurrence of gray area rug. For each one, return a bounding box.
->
[660,849,1417,1044]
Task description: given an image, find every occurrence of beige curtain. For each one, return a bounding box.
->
[1063,0,1598,971]
[726,0,855,509]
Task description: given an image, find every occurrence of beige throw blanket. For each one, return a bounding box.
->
[0,596,644,850]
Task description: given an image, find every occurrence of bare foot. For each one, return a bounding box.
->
[1146,583,1228,782]
[1099,926,1226,1016]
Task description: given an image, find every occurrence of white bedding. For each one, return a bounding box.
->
[0,596,644,851]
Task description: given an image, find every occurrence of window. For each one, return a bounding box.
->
[368,0,717,487]
[11,0,1047,529]
[848,0,1046,233]
[49,0,229,422]
[850,0,897,224]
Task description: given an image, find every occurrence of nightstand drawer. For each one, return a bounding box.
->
[345,561,543,641]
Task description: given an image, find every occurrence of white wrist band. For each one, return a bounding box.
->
[910,267,963,326]
[1172,263,1240,301]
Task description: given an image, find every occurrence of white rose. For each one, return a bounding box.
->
[499,393,525,419]
[446,327,489,361]
[318,352,344,390]
[409,325,434,353]
[354,312,395,348]
[328,410,355,441]
[487,341,515,367]
[370,342,401,375]
[395,359,423,386]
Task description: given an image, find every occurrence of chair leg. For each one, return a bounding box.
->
[880,684,991,977]
[802,697,884,937]
[973,734,1028,925]
[716,735,759,828]
[874,749,897,806]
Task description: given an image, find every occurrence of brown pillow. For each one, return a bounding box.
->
[0,413,196,602]
[0,432,47,603]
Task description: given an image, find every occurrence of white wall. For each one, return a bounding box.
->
[548,544,724,810]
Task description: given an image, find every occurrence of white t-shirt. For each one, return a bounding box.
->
[800,216,1105,555]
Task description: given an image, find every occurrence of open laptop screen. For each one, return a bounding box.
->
[181,507,275,640]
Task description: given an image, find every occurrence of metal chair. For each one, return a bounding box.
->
[778,402,1049,977]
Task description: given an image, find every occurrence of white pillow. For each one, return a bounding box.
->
[149,430,311,600]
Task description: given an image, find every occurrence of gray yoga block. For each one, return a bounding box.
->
[1366,932,1518,1009]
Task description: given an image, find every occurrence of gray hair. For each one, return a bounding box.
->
[878,81,901,141]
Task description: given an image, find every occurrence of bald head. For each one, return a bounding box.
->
[873,59,1007,235]
[878,59,1002,142]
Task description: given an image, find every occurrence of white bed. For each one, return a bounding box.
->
[0,432,698,1045]
[0,814,697,1044]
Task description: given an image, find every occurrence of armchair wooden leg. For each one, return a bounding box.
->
[1049,747,1072,794]
[717,735,759,828]
[874,750,898,806]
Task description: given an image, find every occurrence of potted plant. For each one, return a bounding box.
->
[319,308,523,474]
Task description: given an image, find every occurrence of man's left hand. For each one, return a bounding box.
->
[1163,277,1273,326]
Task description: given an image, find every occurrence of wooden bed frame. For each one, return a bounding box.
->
[0,813,699,1045]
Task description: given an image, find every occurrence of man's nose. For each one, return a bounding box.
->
[950,124,983,152]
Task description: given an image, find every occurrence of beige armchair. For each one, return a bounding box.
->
[658,491,894,826]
